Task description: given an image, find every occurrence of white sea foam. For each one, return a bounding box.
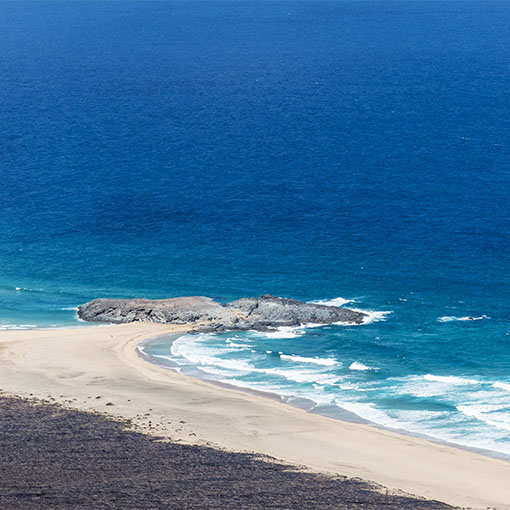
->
[336,400,510,456]
[0,324,37,330]
[184,346,343,384]
[423,374,481,385]
[183,353,342,385]
[209,357,254,372]
[493,382,510,392]
[349,361,375,371]
[196,365,233,377]
[309,297,391,326]
[280,354,338,366]
[61,306,78,311]
[170,334,253,373]
[220,377,285,394]
[151,354,175,362]
[396,373,506,400]
[337,382,368,392]
[212,356,252,372]
[437,315,489,322]
[457,404,510,433]
[225,338,252,348]
[264,368,340,385]
[258,326,306,339]
[335,401,406,429]
[354,309,392,325]
[289,386,338,406]
[301,322,330,329]
[337,383,358,390]
[309,296,353,307]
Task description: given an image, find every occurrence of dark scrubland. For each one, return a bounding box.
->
[0,395,456,509]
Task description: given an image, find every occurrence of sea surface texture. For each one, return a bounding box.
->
[1,0,509,455]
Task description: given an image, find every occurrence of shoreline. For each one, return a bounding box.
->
[137,331,510,464]
[1,323,510,509]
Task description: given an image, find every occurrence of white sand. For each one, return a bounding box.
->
[1,323,509,509]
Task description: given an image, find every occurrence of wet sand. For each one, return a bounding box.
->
[0,324,509,509]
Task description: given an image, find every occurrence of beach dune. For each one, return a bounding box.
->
[1,324,510,509]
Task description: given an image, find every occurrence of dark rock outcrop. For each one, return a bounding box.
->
[77,296,237,328]
[226,294,365,327]
[78,294,366,331]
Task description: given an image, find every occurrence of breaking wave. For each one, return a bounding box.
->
[258,326,306,339]
[309,296,354,307]
[280,354,339,366]
[457,404,510,433]
[437,315,489,322]
[423,374,481,385]
[349,361,376,371]
[493,382,510,392]
[0,324,37,330]
[308,296,391,325]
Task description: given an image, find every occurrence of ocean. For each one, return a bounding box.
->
[1,0,509,456]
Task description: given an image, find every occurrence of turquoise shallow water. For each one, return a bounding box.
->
[1,0,509,454]
[142,298,510,458]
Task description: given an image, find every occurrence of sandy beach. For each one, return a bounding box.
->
[1,324,509,509]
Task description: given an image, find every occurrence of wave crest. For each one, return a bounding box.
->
[423,374,480,385]
[280,354,338,366]
[349,361,376,371]
[309,296,353,307]
[437,315,489,322]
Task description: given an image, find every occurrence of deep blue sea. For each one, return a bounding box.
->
[1,0,509,455]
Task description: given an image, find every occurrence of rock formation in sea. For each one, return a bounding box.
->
[77,294,366,331]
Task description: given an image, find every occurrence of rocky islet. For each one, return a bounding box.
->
[77,294,366,331]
